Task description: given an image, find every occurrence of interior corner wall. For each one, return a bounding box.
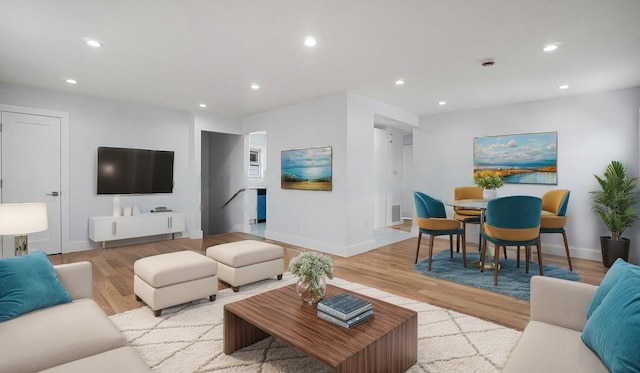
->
[0,82,196,251]
[242,93,350,256]
[416,86,640,264]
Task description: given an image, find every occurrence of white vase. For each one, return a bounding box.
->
[483,188,497,200]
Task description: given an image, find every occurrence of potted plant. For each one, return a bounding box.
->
[591,160,639,267]
[474,174,504,200]
[289,251,334,304]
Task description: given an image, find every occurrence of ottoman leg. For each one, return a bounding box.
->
[277,274,283,280]
[232,286,240,292]
[154,309,162,317]
[135,294,142,301]
[210,294,216,302]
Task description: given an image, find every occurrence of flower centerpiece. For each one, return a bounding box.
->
[288,251,334,304]
[475,174,504,200]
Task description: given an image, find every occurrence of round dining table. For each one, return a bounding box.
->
[444,199,498,270]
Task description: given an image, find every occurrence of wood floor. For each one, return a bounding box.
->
[48,231,606,331]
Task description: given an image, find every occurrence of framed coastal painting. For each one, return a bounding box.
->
[281,146,332,191]
[473,131,557,185]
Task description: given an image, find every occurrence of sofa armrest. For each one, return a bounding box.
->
[530,276,597,332]
[54,262,93,300]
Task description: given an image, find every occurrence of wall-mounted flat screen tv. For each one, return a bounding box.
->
[97,147,174,194]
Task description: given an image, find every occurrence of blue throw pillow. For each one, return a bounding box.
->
[0,251,72,322]
[581,270,640,372]
[587,258,640,318]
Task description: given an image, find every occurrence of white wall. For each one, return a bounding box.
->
[0,82,197,251]
[243,93,350,255]
[242,92,418,256]
[416,86,640,263]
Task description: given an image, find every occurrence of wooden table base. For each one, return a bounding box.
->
[224,284,417,373]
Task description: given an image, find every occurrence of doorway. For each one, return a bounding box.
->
[0,107,68,257]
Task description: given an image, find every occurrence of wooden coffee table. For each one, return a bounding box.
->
[223,284,417,372]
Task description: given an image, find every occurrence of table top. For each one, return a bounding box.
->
[445,198,488,209]
[224,283,417,368]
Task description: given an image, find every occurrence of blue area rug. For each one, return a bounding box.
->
[414,250,580,301]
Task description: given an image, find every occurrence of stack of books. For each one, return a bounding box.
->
[317,293,374,328]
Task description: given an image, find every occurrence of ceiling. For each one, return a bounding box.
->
[1,0,639,119]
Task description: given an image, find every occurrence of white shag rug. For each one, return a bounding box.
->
[110,274,522,372]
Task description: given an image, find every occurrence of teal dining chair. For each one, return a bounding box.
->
[414,191,466,270]
[481,196,543,286]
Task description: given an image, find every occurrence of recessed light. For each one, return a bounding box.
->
[199,104,207,108]
[86,39,102,48]
[304,36,317,47]
[250,83,260,90]
[543,44,558,52]
[395,79,405,85]
[438,101,447,106]
[558,84,569,89]
[66,79,77,85]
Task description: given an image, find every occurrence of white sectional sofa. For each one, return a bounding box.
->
[0,261,150,373]
[504,257,640,373]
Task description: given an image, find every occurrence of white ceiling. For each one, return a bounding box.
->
[1,0,639,118]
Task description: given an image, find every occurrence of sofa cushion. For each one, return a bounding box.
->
[581,270,640,373]
[39,347,151,372]
[503,320,608,373]
[0,299,127,373]
[0,250,72,322]
[586,258,640,318]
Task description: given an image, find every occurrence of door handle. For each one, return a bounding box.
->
[46,191,59,196]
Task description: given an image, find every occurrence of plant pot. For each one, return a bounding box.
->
[600,236,630,268]
[483,189,497,200]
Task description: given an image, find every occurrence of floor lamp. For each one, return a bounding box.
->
[0,202,48,256]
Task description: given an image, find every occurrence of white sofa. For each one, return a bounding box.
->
[502,276,608,372]
[0,261,151,373]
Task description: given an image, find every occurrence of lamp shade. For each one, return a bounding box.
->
[0,202,48,235]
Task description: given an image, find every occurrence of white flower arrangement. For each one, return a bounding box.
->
[288,251,334,280]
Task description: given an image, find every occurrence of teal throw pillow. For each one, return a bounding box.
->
[581,270,640,372]
[587,258,640,318]
[0,251,72,322]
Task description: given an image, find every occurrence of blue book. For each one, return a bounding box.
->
[317,308,374,329]
[317,293,372,321]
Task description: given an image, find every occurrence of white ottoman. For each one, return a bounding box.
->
[206,240,284,292]
[134,251,218,316]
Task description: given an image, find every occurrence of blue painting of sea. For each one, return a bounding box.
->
[504,172,557,184]
[282,166,331,181]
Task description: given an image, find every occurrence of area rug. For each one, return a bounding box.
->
[110,274,521,372]
[415,251,580,301]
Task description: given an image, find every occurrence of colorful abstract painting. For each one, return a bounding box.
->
[474,132,557,185]
[281,146,332,191]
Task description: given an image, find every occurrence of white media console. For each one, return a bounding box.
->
[89,212,185,249]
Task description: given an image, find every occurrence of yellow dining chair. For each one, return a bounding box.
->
[540,189,572,271]
[453,186,483,251]
[481,196,543,286]
[414,191,466,270]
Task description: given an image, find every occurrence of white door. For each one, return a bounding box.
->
[1,111,61,256]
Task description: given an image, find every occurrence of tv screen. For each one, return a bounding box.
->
[97,147,174,194]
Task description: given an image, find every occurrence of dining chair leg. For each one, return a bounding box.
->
[516,246,521,268]
[461,232,467,268]
[525,246,530,273]
[536,241,544,276]
[480,237,487,272]
[562,232,573,271]
[428,235,436,271]
[503,246,508,259]
[449,235,454,258]
[494,244,500,286]
[415,232,422,264]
